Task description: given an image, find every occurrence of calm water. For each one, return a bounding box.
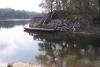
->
[0,20,100,67]
[0,20,41,64]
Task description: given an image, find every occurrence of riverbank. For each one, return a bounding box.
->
[29,18,100,34]
[29,10,100,34]
[4,62,42,67]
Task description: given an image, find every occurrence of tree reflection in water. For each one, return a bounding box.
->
[27,31,100,67]
[0,21,28,28]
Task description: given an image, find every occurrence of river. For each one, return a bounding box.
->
[0,20,100,67]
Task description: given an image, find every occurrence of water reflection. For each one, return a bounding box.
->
[0,21,28,28]
[0,20,100,67]
[27,31,100,67]
[0,25,40,64]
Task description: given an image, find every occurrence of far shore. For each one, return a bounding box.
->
[0,19,32,21]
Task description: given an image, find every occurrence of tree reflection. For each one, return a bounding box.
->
[28,31,100,67]
[0,21,28,28]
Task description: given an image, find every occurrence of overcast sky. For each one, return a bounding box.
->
[0,0,43,12]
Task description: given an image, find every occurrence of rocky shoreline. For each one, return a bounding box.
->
[29,10,100,34]
[30,17,100,33]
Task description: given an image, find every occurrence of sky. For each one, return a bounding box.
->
[0,0,43,13]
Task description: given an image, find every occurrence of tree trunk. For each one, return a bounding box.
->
[50,1,53,13]
[98,0,100,19]
[82,0,90,17]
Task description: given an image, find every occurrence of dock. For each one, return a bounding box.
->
[24,27,56,32]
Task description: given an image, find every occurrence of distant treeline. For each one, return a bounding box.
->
[0,8,40,19]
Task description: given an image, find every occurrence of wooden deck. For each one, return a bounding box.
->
[24,27,56,32]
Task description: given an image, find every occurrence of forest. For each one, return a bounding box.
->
[40,0,100,20]
[0,8,39,19]
[30,0,100,33]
